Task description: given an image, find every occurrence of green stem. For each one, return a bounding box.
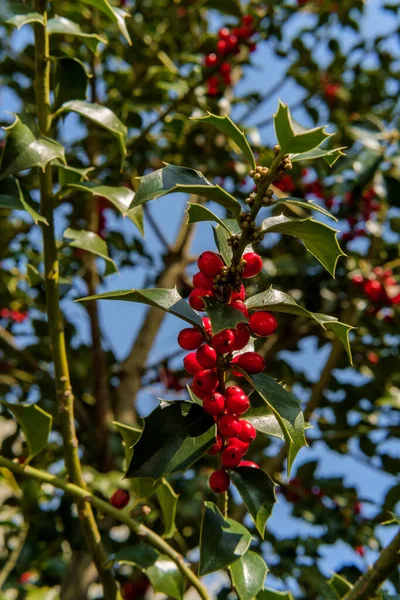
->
[33,3,120,598]
[0,456,211,600]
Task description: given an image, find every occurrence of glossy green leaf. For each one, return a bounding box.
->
[0,402,52,461]
[130,478,161,501]
[204,297,247,335]
[5,12,44,28]
[186,203,231,232]
[261,214,345,277]
[0,113,65,180]
[54,161,94,186]
[316,317,355,365]
[133,164,240,215]
[47,16,107,53]
[258,589,294,600]
[60,101,127,169]
[53,58,88,110]
[244,373,307,477]
[76,286,203,329]
[63,227,117,275]
[246,393,285,440]
[125,401,215,479]
[328,573,353,598]
[199,502,252,576]
[156,478,179,538]
[230,467,277,537]
[0,176,47,225]
[80,0,132,44]
[115,542,184,600]
[213,219,243,264]
[273,196,338,221]
[230,551,268,600]
[291,145,346,166]
[274,101,332,155]
[65,183,143,235]
[112,420,142,465]
[194,113,256,170]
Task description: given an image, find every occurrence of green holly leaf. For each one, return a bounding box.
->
[156,478,179,538]
[64,183,143,235]
[244,373,307,477]
[273,196,338,221]
[204,297,247,335]
[230,467,277,537]
[274,101,332,155]
[316,317,355,365]
[59,101,127,169]
[80,0,132,45]
[54,161,94,186]
[63,228,117,275]
[115,542,184,600]
[291,145,346,166]
[0,113,65,180]
[53,58,88,110]
[5,12,44,29]
[328,573,353,598]
[230,551,268,600]
[193,113,256,170]
[112,420,143,465]
[0,176,47,225]
[261,214,345,277]
[246,393,285,440]
[257,589,294,600]
[132,164,240,215]
[47,16,107,53]
[0,402,52,462]
[125,401,215,479]
[199,502,252,576]
[76,286,203,329]
[186,203,232,232]
[213,219,244,264]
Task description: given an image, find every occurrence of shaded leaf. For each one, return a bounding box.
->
[131,478,161,501]
[5,12,44,28]
[230,551,268,600]
[194,113,256,169]
[0,113,65,180]
[186,202,231,232]
[113,420,142,465]
[318,318,354,365]
[257,589,294,600]
[244,373,307,477]
[65,183,143,235]
[274,101,332,155]
[213,219,244,264]
[230,467,277,537]
[47,16,107,53]
[0,176,47,224]
[80,0,132,44]
[206,0,242,17]
[125,401,215,479]
[291,145,346,166]
[204,297,247,335]
[77,287,203,329]
[63,227,117,275]
[55,161,94,186]
[328,573,353,598]
[273,196,338,221]
[199,502,252,576]
[53,58,88,110]
[261,214,345,277]
[60,100,127,169]
[133,164,240,215]
[0,401,52,461]
[156,479,179,538]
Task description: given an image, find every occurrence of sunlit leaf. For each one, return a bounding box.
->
[230,551,268,600]
[47,16,107,53]
[230,467,277,537]
[80,0,132,44]
[274,101,332,155]
[63,227,117,275]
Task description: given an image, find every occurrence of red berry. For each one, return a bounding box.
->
[226,34,238,51]
[238,420,256,443]
[207,436,223,455]
[203,392,225,416]
[248,42,257,53]
[242,252,262,278]
[209,469,230,493]
[237,352,265,374]
[364,280,383,302]
[249,311,277,337]
[196,344,217,368]
[216,39,228,54]
[202,316,212,336]
[228,437,249,455]
[205,53,218,67]
[229,300,249,317]
[188,288,213,311]
[352,274,365,286]
[225,390,250,415]
[212,329,236,354]
[207,84,219,97]
[178,328,204,350]
[198,251,224,278]
[218,27,230,39]
[230,355,244,377]
[355,546,365,557]
[110,488,130,509]
[242,14,254,26]
[233,323,250,350]
[0,308,11,319]
[193,271,214,290]
[183,352,203,375]
[192,369,218,398]
[218,414,241,437]
[225,385,244,397]
[238,460,260,468]
[219,61,231,75]
[221,445,242,468]
[231,285,246,301]
[223,73,232,86]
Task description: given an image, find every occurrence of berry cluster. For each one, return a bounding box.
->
[352,267,400,317]
[0,308,28,323]
[178,250,279,494]
[204,15,256,97]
